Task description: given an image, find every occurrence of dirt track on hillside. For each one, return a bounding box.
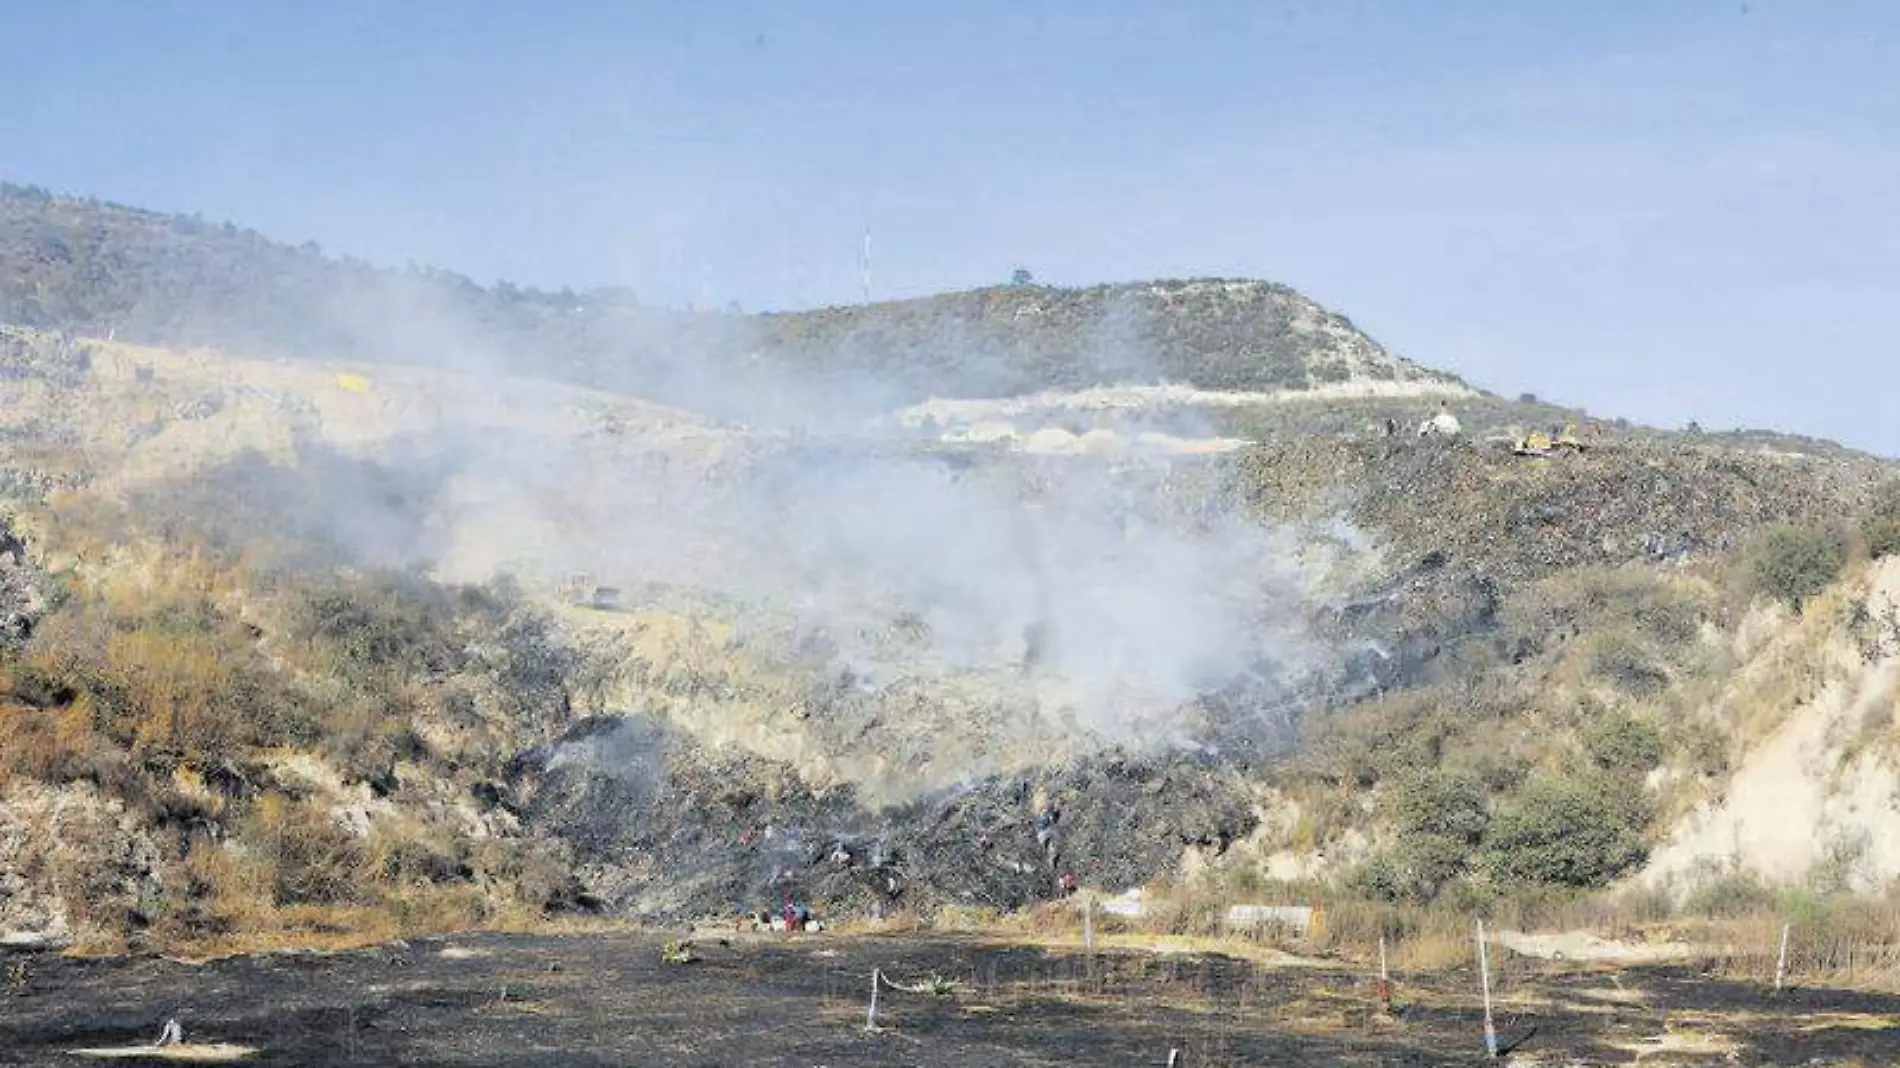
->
[5,933,1900,1066]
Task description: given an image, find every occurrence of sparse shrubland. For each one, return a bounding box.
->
[1293,558,1784,921]
[0,531,587,953]
[0,416,1850,955]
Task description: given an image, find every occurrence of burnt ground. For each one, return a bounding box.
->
[5,934,1900,1067]
[517,721,1261,922]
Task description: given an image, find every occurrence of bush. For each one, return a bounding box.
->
[1388,768,1488,843]
[1501,567,1708,662]
[1863,481,1900,560]
[243,794,362,906]
[16,585,317,767]
[1586,630,1671,695]
[0,700,106,786]
[1350,834,1470,904]
[1580,713,1664,775]
[1483,771,1650,888]
[1668,719,1730,778]
[1353,768,1492,903]
[291,580,459,684]
[1682,869,1777,918]
[1751,523,1846,612]
[154,838,268,941]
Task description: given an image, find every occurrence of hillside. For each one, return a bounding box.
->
[1,183,1453,415]
[12,180,1868,457]
[3,186,1900,969]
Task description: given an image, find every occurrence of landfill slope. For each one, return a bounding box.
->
[0,252,1897,949]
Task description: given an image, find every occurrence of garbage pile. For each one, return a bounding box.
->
[513,715,1258,924]
[1238,436,1884,585]
[1234,431,1894,716]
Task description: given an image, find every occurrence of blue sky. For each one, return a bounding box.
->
[2,1,1896,452]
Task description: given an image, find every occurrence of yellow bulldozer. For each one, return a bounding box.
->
[1512,422,1586,457]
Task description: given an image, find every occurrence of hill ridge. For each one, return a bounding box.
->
[2,181,1450,409]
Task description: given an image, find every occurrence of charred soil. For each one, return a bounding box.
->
[6,934,1900,1066]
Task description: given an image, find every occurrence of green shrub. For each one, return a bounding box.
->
[1682,869,1776,918]
[1387,767,1488,843]
[1586,630,1671,695]
[1349,835,1470,904]
[1461,746,1530,793]
[1354,768,1493,903]
[1580,713,1664,774]
[1863,481,1900,560]
[1750,523,1846,612]
[291,579,459,683]
[1483,771,1650,888]
[1501,567,1708,665]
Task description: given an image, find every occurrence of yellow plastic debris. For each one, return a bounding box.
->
[335,373,372,393]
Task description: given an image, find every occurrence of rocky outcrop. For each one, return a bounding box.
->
[0,517,46,653]
[0,782,164,950]
[1640,557,1900,896]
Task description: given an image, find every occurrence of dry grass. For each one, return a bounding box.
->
[0,523,596,958]
[989,862,1900,994]
[0,696,101,787]
[1680,897,1900,989]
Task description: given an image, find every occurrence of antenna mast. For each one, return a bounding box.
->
[860,230,873,303]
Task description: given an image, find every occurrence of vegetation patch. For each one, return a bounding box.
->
[1751,522,1848,613]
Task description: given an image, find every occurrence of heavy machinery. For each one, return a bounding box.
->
[1512,422,1585,457]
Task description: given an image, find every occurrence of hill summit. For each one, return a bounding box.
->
[1,182,1451,410]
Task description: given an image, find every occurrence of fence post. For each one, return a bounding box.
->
[1476,920,1497,1059]
[1082,895,1095,952]
[1377,934,1392,1014]
[1775,922,1791,991]
[866,968,880,1031]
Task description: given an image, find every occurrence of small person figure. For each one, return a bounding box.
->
[1035,808,1060,855]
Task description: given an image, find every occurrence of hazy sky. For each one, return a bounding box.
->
[2,2,1895,453]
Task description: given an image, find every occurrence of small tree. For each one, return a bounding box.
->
[1011,268,1034,286]
[1750,522,1846,612]
[1483,772,1649,888]
[1863,481,1900,560]
[1580,713,1664,774]
[1353,768,1491,902]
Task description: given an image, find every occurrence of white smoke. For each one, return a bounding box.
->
[150,280,1339,754]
